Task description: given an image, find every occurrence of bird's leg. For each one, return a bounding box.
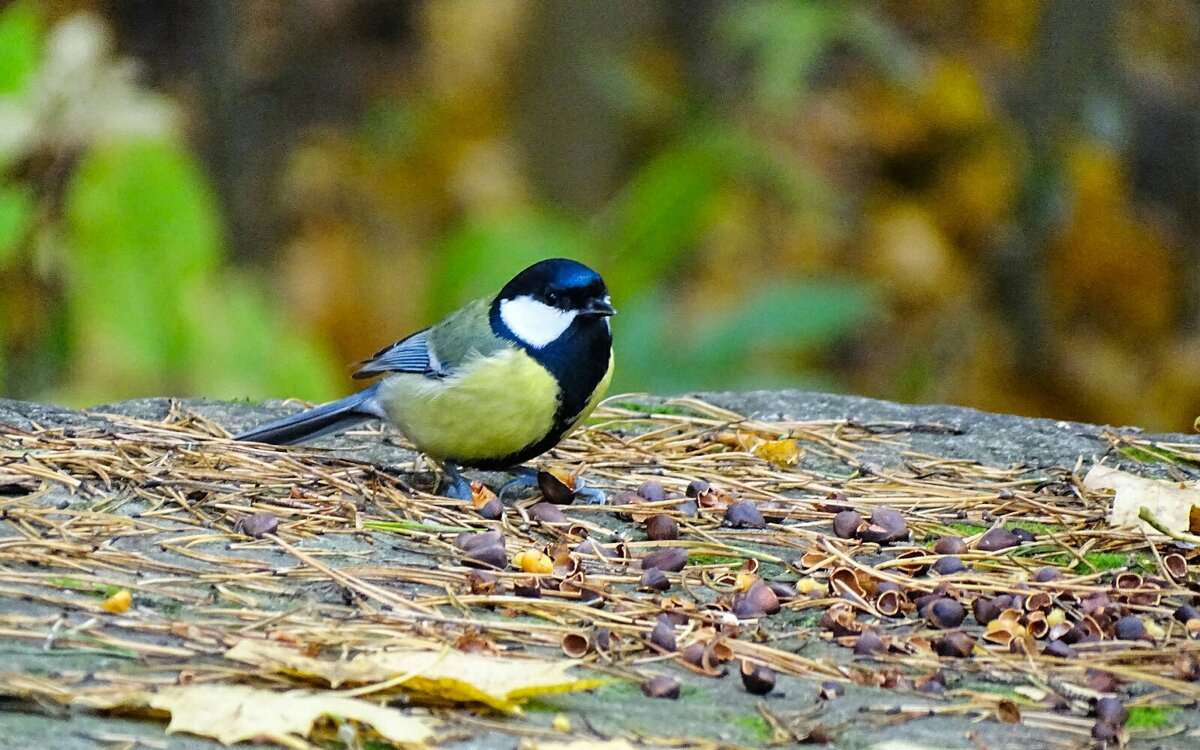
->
[571,478,607,506]
[498,465,539,502]
[439,462,473,501]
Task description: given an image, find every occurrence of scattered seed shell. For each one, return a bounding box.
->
[641,675,680,699]
[644,514,679,541]
[740,661,776,695]
[832,510,863,539]
[641,547,688,573]
[976,527,1021,551]
[724,501,766,529]
[933,536,966,555]
[239,512,279,538]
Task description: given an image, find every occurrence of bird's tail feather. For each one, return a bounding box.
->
[235,385,384,445]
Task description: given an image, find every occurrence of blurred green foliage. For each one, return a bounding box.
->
[1,1,1198,432]
[0,3,339,404]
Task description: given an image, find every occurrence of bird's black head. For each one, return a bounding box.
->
[491,258,614,350]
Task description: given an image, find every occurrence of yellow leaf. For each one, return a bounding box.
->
[226,639,607,713]
[78,685,435,747]
[100,589,131,613]
[1085,465,1200,539]
[752,439,801,468]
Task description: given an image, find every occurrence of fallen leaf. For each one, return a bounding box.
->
[77,685,435,747]
[226,639,607,712]
[100,589,131,613]
[1086,465,1200,539]
[752,438,802,468]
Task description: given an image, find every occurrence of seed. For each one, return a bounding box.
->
[818,681,842,700]
[641,675,680,699]
[1174,604,1200,624]
[1011,527,1036,543]
[475,498,502,519]
[926,598,966,629]
[512,578,541,598]
[529,503,568,523]
[644,514,679,541]
[1043,639,1076,658]
[685,480,710,498]
[537,469,576,504]
[931,556,966,575]
[1113,615,1150,642]
[853,630,885,656]
[976,528,1021,551]
[239,512,279,538]
[724,501,766,529]
[649,615,677,652]
[859,508,908,544]
[456,530,503,551]
[639,568,670,592]
[1094,696,1129,727]
[832,510,863,539]
[1032,566,1062,583]
[933,536,966,555]
[637,480,666,503]
[766,581,797,599]
[466,570,499,595]
[641,547,688,573]
[740,661,775,695]
[463,543,507,570]
[1085,669,1119,693]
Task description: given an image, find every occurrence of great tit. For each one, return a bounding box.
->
[235,258,615,500]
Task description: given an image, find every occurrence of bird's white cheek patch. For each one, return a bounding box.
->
[500,296,577,348]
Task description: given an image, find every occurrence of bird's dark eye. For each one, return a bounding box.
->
[545,291,561,305]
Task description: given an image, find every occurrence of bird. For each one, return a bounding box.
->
[235,258,615,501]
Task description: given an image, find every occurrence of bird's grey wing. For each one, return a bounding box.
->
[353,329,447,380]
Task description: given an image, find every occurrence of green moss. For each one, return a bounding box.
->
[944,522,987,536]
[1118,444,1200,469]
[46,577,121,598]
[1006,521,1063,535]
[733,714,773,742]
[1073,551,1155,573]
[689,554,745,566]
[1126,705,1178,730]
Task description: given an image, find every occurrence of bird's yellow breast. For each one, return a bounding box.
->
[375,347,562,463]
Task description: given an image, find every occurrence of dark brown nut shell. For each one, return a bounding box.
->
[537,470,576,504]
[724,501,767,529]
[529,502,568,523]
[685,480,710,498]
[932,631,976,658]
[931,556,966,575]
[926,598,966,629]
[644,514,679,541]
[637,480,667,503]
[639,568,671,592]
[456,530,503,551]
[475,498,503,519]
[932,536,966,555]
[976,527,1021,551]
[641,674,680,699]
[832,510,864,539]
[649,616,678,652]
[1043,639,1076,659]
[1033,566,1063,583]
[740,661,775,695]
[1113,615,1151,642]
[853,630,885,656]
[513,578,542,598]
[641,547,688,572]
[463,543,507,570]
[1094,696,1129,727]
[859,507,908,544]
[239,512,279,538]
[766,581,798,599]
[1163,553,1189,581]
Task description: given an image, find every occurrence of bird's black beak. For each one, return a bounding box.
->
[582,298,616,318]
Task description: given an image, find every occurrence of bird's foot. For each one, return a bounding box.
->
[439,462,473,501]
[572,477,607,506]
[498,466,539,502]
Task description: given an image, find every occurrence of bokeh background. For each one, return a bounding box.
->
[1,0,1198,432]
